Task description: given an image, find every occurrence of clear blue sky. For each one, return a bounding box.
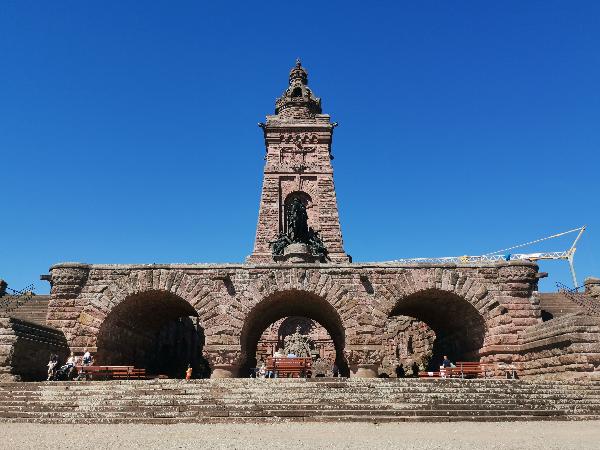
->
[1,1,598,294]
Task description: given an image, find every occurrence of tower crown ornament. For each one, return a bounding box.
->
[289,58,308,84]
[275,59,322,118]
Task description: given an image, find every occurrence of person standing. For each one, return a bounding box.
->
[332,362,339,378]
[47,354,58,381]
[185,364,193,381]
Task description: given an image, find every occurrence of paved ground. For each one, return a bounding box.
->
[1,421,599,449]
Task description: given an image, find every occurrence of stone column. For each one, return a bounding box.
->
[344,348,384,378]
[203,349,242,378]
[585,277,600,300]
[46,264,91,356]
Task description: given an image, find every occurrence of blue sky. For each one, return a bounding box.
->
[0,1,598,294]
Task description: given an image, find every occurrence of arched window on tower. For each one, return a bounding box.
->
[283,191,312,234]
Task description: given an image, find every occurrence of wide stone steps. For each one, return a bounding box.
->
[2,295,49,326]
[1,378,600,423]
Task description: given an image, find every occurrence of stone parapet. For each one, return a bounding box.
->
[585,277,600,300]
[0,317,68,381]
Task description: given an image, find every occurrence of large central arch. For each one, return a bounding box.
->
[387,289,487,371]
[96,290,206,378]
[239,289,348,376]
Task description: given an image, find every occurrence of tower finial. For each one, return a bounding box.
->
[274,60,322,117]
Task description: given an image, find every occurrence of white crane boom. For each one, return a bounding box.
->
[387,226,586,288]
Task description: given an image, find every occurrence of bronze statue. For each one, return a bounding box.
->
[269,198,329,261]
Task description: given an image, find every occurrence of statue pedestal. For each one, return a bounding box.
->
[275,243,319,263]
[211,365,239,378]
[350,364,379,378]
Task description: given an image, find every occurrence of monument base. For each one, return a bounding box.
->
[211,366,239,378]
[274,243,320,263]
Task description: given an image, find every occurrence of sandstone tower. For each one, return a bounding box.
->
[248,60,350,263]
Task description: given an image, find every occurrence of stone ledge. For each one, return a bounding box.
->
[50,260,539,271]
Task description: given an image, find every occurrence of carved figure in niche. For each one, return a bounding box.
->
[270,197,329,260]
[307,227,328,260]
[283,325,313,357]
[287,197,310,243]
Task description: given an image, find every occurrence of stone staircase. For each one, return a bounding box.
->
[1,378,600,423]
[0,295,49,326]
[538,293,584,318]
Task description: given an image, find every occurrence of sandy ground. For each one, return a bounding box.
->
[1,421,600,450]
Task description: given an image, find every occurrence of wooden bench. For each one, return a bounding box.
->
[266,357,312,378]
[419,361,500,379]
[452,362,495,378]
[76,365,147,380]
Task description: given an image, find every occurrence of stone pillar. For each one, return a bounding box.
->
[47,264,90,352]
[344,348,384,378]
[203,349,242,378]
[585,277,600,300]
[0,318,18,381]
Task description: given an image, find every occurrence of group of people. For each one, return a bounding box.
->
[47,350,93,381]
[252,347,340,378]
[395,355,455,378]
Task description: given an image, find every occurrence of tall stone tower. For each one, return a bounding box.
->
[248,60,350,263]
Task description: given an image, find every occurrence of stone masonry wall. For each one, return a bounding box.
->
[43,260,553,377]
[0,317,69,381]
[509,313,600,379]
[249,122,350,263]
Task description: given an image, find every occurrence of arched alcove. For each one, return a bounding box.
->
[240,289,348,376]
[387,289,487,371]
[96,290,207,378]
[283,191,313,233]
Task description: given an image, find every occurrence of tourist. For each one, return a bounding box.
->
[185,364,193,381]
[411,362,420,377]
[286,352,296,358]
[395,364,405,378]
[258,363,267,378]
[82,349,93,366]
[440,355,455,379]
[47,354,59,381]
[332,362,339,377]
[65,352,77,379]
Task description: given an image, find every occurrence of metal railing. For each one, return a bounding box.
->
[0,284,35,314]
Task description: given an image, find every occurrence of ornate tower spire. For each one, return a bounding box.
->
[248,61,350,263]
[274,59,322,119]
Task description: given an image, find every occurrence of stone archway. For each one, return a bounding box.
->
[386,289,487,372]
[239,289,349,377]
[96,290,207,378]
